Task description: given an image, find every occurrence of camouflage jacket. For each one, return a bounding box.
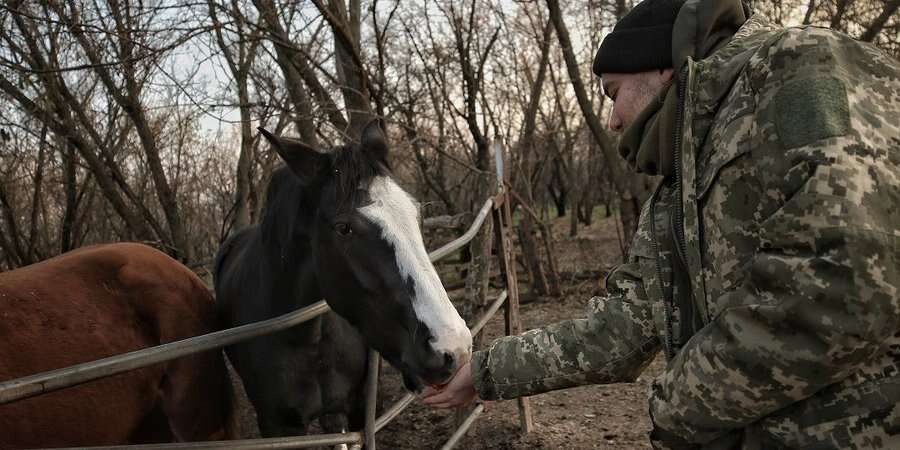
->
[470,5,900,449]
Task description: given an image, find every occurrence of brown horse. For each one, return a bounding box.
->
[0,243,236,448]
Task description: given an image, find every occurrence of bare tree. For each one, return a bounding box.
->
[207,0,263,231]
[545,0,651,244]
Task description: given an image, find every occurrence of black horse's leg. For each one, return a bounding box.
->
[319,413,352,449]
[256,405,311,439]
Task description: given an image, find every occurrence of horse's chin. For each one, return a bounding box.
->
[394,358,455,393]
[401,370,423,393]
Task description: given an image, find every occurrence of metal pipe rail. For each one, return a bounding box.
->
[375,393,416,433]
[470,291,508,336]
[44,432,363,450]
[363,348,379,449]
[428,198,493,262]
[0,199,494,406]
[440,404,485,450]
[0,301,331,405]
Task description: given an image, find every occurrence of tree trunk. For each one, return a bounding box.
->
[830,0,851,30]
[463,175,494,352]
[254,0,323,147]
[802,0,817,25]
[314,0,374,137]
[540,221,563,298]
[59,0,190,259]
[569,191,579,237]
[545,0,649,244]
[860,0,900,42]
[59,142,78,253]
[517,214,548,296]
[208,0,261,232]
[0,179,25,267]
[26,125,48,262]
[1,8,158,244]
[548,155,567,218]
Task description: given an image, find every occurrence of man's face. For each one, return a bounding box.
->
[602,69,674,132]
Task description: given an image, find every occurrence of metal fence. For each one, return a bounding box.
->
[1,146,534,449]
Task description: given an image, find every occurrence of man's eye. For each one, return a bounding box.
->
[334,222,353,236]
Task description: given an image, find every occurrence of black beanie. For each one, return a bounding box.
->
[593,0,686,75]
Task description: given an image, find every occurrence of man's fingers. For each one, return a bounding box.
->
[422,391,468,408]
[428,399,461,409]
[420,387,439,399]
[423,392,474,409]
[421,390,451,405]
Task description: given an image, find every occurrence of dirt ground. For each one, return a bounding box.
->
[231,212,664,449]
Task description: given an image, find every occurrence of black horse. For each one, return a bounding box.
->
[214,121,471,438]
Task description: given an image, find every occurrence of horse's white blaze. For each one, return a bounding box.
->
[360,176,472,363]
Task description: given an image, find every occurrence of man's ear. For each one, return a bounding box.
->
[258,127,329,186]
[360,119,388,167]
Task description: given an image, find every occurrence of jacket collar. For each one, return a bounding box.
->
[690,15,778,116]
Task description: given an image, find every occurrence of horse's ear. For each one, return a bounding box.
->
[360,119,388,166]
[258,127,328,186]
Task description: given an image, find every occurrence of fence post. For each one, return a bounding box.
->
[364,349,379,449]
[491,142,535,434]
[456,189,495,430]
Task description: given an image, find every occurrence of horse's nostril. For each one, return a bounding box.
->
[425,350,456,374]
[443,351,454,371]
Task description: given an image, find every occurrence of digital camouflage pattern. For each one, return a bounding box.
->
[470,0,900,448]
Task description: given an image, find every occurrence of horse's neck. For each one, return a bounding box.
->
[264,236,322,311]
[258,175,323,312]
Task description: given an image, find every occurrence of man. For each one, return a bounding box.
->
[422,0,900,448]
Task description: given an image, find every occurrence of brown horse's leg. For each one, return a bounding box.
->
[161,351,236,442]
[130,403,174,444]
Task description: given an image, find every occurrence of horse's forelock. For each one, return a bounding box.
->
[330,145,389,210]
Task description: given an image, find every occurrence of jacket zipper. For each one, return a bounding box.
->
[648,182,676,361]
[654,63,693,361]
[674,64,690,276]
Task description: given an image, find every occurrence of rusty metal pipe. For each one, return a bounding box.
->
[469,291,508,336]
[43,432,363,450]
[375,392,416,433]
[428,199,494,262]
[0,301,331,405]
[440,403,485,450]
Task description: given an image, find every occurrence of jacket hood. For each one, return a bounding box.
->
[672,0,751,70]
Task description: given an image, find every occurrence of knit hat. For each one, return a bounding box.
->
[593,0,686,75]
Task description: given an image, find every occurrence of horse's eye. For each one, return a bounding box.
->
[334,222,352,236]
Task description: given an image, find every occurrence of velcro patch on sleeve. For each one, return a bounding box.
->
[774,76,850,149]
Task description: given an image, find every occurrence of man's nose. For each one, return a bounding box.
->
[608,112,623,132]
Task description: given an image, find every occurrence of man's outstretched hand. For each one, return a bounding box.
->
[420,360,478,408]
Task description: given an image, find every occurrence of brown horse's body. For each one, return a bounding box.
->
[0,243,235,448]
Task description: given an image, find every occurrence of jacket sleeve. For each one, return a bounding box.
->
[650,29,900,443]
[471,256,661,400]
